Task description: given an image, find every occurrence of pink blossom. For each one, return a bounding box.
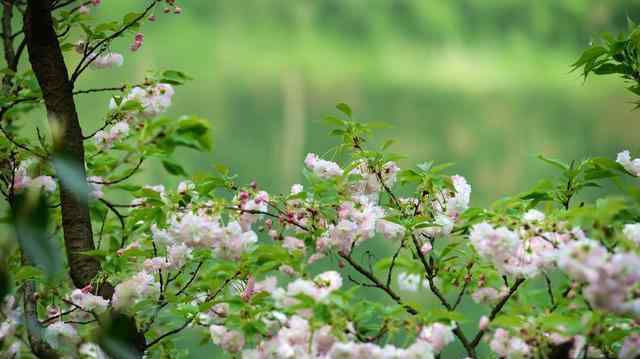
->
[110,83,174,117]
[489,328,530,358]
[304,153,343,179]
[471,287,504,305]
[282,236,305,253]
[421,242,433,254]
[112,271,159,310]
[90,52,124,69]
[376,219,405,240]
[619,333,640,359]
[210,325,245,353]
[479,316,490,330]
[130,33,144,52]
[617,150,640,176]
[87,176,104,199]
[417,322,455,353]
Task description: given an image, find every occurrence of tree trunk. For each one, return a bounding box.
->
[23,0,99,289]
[23,2,146,356]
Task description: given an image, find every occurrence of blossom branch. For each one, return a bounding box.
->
[340,252,418,315]
[69,1,156,83]
[73,85,127,96]
[89,157,144,184]
[145,272,239,350]
[470,277,525,347]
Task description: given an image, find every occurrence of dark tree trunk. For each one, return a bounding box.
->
[22,2,146,356]
[23,0,99,289]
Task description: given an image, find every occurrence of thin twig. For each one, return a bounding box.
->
[340,253,417,315]
[88,157,144,184]
[386,240,404,288]
[70,1,156,83]
[543,271,555,307]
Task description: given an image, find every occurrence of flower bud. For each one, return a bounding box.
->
[479,316,490,331]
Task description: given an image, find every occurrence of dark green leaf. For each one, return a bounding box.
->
[336,102,352,117]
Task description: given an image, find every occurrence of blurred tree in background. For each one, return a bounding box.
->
[42,0,639,207]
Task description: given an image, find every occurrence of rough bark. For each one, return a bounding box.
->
[22,2,146,356]
[2,0,15,90]
[23,0,99,289]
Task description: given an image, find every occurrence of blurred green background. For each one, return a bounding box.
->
[19,0,640,357]
[71,0,640,207]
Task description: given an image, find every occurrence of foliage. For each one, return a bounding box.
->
[0,1,639,359]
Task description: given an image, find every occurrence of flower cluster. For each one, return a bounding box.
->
[304,153,344,179]
[241,315,455,359]
[271,271,342,307]
[112,271,159,310]
[347,159,400,202]
[414,175,471,239]
[152,212,257,259]
[110,83,175,118]
[489,328,531,359]
[617,150,640,176]
[11,160,56,193]
[557,238,640,315]
[469,210,571,278]
[90,52,124,69]
[68,286,109,319]
[94,121,129,148]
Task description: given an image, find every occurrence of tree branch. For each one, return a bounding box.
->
[69,1,156,83]
[470,277,525,347]
[340,253,417,315]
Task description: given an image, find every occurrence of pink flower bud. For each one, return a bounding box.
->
[78,5,90,14]
[91,0,100,5]
[163,7,171,13]
[241,276,255,302]
[479,316,490,330]
[421,242,432,254]
[174,6,182,14]
[148,15,156,22]
[130,32,144,52]
[47,305,60,317]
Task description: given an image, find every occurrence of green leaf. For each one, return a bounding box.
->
[121,12,143,27]
[382,139,395,150]
[336,102,352,117]
[324,116,344,127]
[14,266,44,282]
[537,154,569,171]
[593,63,632,75]
[99,313,144,359]
[160,70,193,85]
[12,192,63,281]
[571,46,607,69]
[162,160,187,176]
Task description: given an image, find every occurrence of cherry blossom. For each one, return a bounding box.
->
[616,150,640,176]
[304,153,344,179]
[90,52,124,69]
